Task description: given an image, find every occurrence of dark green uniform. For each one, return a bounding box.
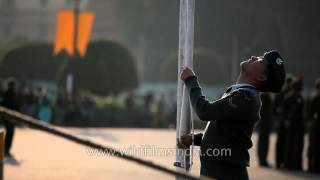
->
[274,87,290,168]
[257,93,273,166]
[1,87,19,155]
[283,90,304,170]
[308,91,320,174]
[184,76,261,180]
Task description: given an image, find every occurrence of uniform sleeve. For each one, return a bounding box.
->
[184,76,252,122]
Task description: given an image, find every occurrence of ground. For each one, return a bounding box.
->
[3,127,320,180]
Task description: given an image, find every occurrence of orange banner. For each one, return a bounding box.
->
[54,10,95,57]
[54,10,74,56]
[77,12,95,57]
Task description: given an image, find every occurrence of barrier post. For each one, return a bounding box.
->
[0,130,4,180]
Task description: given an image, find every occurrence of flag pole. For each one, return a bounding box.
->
[175,0,195,178]
[67,0,81,97]
[73,0,80,57]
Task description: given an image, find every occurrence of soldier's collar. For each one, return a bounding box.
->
[227,83,257,93]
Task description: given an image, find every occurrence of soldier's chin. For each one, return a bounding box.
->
[240,61,247,67]
[240,61,249,72]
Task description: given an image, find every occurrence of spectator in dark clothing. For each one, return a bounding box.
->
[125,91,134,111]
[20,86,37,117]
[54,91,67,125]
[144,92,154,113]
[283,79,305,171]
[308,78,320,174]
[1,79,19,157]
[274,76,293,169]
[257,92,273,167]
[168,92,177,128]
[153,94,166,127]
[82,95,95,123]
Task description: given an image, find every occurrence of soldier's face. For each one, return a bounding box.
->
[240,56,268,83]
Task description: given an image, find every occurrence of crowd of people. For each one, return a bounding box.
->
[124,91,177,128]
[257,76,320,174]
[0,77,178,156]
[0,78,95,157]
[0,79,96,125]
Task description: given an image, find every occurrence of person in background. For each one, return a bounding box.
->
[283,78,305,171]
[0,80,3,104]
[308,78,320,174]
[168,92,177,128]
[82,95,95,123]
[125,91,134,111]
[1,78,20,157]
[54,91,67,125]
[257,92,273,167]
[144,92,154,113]
[274,76,293,169]
[20,85,37,117]
[153,94,166,127]
[37,86,52,123]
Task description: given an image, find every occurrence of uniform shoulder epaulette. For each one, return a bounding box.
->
[230,88,254,101]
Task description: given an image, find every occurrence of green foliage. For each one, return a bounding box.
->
[0,42,60,81]
[0,40,138,95]
[69,41,138,95]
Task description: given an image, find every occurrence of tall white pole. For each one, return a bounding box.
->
[175,0,195,176]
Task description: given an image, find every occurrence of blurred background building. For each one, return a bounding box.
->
[0,0,117,42]
[0,0,320,89]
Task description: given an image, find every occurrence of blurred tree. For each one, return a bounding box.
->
[0,42,61,81]
[0,40,138,95]
[69,40,138,95]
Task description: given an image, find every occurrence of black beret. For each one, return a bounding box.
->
[260,50,286,93]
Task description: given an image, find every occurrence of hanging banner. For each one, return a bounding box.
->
[77,11,95,57]
[54,10,74,56]
[54,9,95,57]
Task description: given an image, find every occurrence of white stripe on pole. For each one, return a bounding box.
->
[175,0,195,175]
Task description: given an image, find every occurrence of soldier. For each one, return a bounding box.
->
[1,78,20,157]
[178,50,285,180]
[308,78,320,174]
[257,92,273,167]
[274,76,293,169]
[283,78,304,171]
